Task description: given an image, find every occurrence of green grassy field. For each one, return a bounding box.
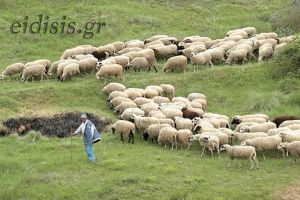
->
[1,0,300,199]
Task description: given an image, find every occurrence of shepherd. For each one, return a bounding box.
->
[72,114,101,162]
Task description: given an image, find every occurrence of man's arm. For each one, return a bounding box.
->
[73,124,83,135]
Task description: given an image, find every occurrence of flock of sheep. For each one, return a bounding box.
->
[0,27,296,82]
[103,82,300,170]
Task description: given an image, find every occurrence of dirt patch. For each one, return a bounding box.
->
[277,182,300,200]
[1,112,111,138]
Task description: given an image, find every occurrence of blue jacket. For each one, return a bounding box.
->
[75,120,101,145]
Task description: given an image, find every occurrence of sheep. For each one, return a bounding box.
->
[48,60,65,76]
[152,96,170,104]
[160,84,175,99]
[91,50,109,61]
[57,59,78,79]
[192,117,214,128]
[133,97,154,107]
[274,43,287,56]
[285,124,300,130]
[183,36,211,43]
[240,122,276,133]
[143,123,172,143]
[61,63,80,82]
[21,64,47,82]
[181,107,200,120]
[191,99,207,111]
[112,41,125,52]
[131,114,158,131]
[231,132,268,143]
[102,82,126,94]
[96,64,124,83]
[145,85,163,96]
[234,122,258,132]
[174,116,193,130]
[206,48,225,64]
[267,127,291,136]
[226,49,248,65]
[158,127,177,150]
[241,135,282,160]
[98,44,115,56]
[220,144,259,169]
[24,59,51,73]
[125,39,144,48]
[172,97,190,105]
[258,43,273,62]
[148,110,165,118]
[109,96,132,108]
[233,114,269,121]
[158,118,175,127]
[140,103,159,116]
[107,91,129,101]
[176,129,193,150]
[126,56,158,73]
[120,108,145,121]
[0,63,24,80]
[197,134,220,158]
[277,141,300,163]
[71,54,94,60]
[190,52,213,70]
[77,57,98,74]
[61,47,84,59]
[116,47,142,55]
[153,44,177,59]
[187,93,206,101]
[110,55,130,70]
[0,125,9,136]
[163,55,188,73]
[178,44,206,59]
[277,36,295,44]
[279,118,300,127]
[125,88,144,100]
[159,108,183,120]
[279,131,300,142]
[201,131,230,146]
[144,35,169,43]
[96,58,117,70]
[145,88,159,99]
[114,101,137,114]
[204,118,229,129]
[79,45,98,55]
[111,120,136,143]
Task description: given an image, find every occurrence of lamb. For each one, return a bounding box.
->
[102,82,126,94]
[114,101,137,114]
[143,124,172,143]
[163,55,188,73]
[131,114,158,131]
[120,108,145,121]
[277,141,300,163]
[158,127,177,150]
[258,43,273,62]
[174,116,193,130]
[181,107,200,120]
[153,96,170,104]
[220,144,259,170]
[145,88,159,98]
[96,64,124,83]
[98,44,115,56]
[240,122,276,133]
[133,97,154,107]
[109,96,132,108]
[0,63,24,80]
[61,47,84,59]
[279,118,300,127]
[279,131,300,142]
[160,84,175,99]
[61,63,80,82]
[176,129,193,150]
[77,57,98,74]
[107,91,129,101]
[225,49,248,65]
[21,64,47,82]
[111,120,136,143]
[231,132,268,143]
[241,135,282,160]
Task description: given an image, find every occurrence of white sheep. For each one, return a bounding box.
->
[258,43,273,62]
[109,96,132,108]
[133,97,154,107]
[279,120,300,128]
[198,134,220,158]
[153,44,177,59]
[279,131,300,142]
[112,41,125,52]
[0,63,24,80]
[241,135,282,160]
[277,141,300,163]
[111,120,136,143]
[145,85,163,96]
[274,43,287,56]
[107,91,129,101]
[220,144,259,170]
[140,103,159,116]
[96,64,124,83]
[48,60,65,76]
[226,49,248,65]
[21,64,47,82]
[231,132,268,143]
[285,124,300,130]
[77,57,98,74]
[61,63,80,82]
[131,114,158,131]
[158,127,177,150]
[120,108,145,121]
[190,52,213,70]
[145,88,159,99]
[152,96,170,104]
[114,101,137,114]
[160,84,175,99]
[98,44,115,56]
[57,59,78,78]
[125,39,144,48]
[240,122,276,133]
[160,108,183,120]
[125,88,144,100]
[267,127,291,136]
[102,82,126,94]
[142,124,172,143]
[174,116,193,130]
[61,47,84,59]
[176,129,193,150]
[163,55,188,73]
[206,48,226,64]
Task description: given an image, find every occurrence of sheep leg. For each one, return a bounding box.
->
[250,159,254,170]
[151,138,154,144]
[227,159,232,168]
[200,147,206,157]
[31,76,34,82]
[152,66,158,73]
[164,142,167,148]
[217,147,221,159]
[171,143,174,150]
[210,149,214,158]
[263,152,266,160]
[120,134,124,142]
[209,60,214,68]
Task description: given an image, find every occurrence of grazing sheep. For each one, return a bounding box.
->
[178,44,206,59]
[190,52,213,70]
[96,64,124,83]
[109,96,132,108]
[140,103,159,116]
[107,91,129,101]
[98,44,115,56]
[220,144,259,170]
[145,85,163,96]
[79,45,98,55]
[114,101,137,114]
[279,120,300,128]
[21,64,47,82]
[274,43,287,56]
[126,57,158,73]
[158,127,177,150]
[120,108,145,121]
[234,122,258,132]
[125,88,144,100]
[277,36,295,44]
[163,55,188,73]
[148,110,166,118]
[48,60,65,76]
[57,59,77,79]
[102,82,126,94]
[125,39,144,48]
[116,47,142,55]
[145,88,159,98]
[206,48,226,64]
[61,47,84,59]
[174,116,193,130]
[160,108,183,120]
[240,122,276,133]
[241,135,282,160]
[160,84,175,99]
[71,54,94,60]
[143,124,172,143]
[172,97,190,104]
[61,63,80,82]
[231,132,268,143]
[153,96,170,104]
[267,127,291,136]
[191,98,207,111]
[279,131,300,142]
[77,57,98,74]
[131,114,158,131]
[226,49,248,65]
[272,116,299,127]
[133,97,154,107]
[258,43,273,62]
[158,118,175,127]
[187,93,206,101]
[277,141,300,163]
[112,41,126,52]
[285,124,300,130]
[177,129,193,150]
[181,107,200,120]
[153,44,177,59]
[92,50,109,61]
[0,63,24,80]
[111,120,136,143]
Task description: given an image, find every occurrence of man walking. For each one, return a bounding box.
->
[73,114,101,162]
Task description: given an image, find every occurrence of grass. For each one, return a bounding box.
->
[0,0,300,199]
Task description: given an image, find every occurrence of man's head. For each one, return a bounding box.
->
[80,114,88,123]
